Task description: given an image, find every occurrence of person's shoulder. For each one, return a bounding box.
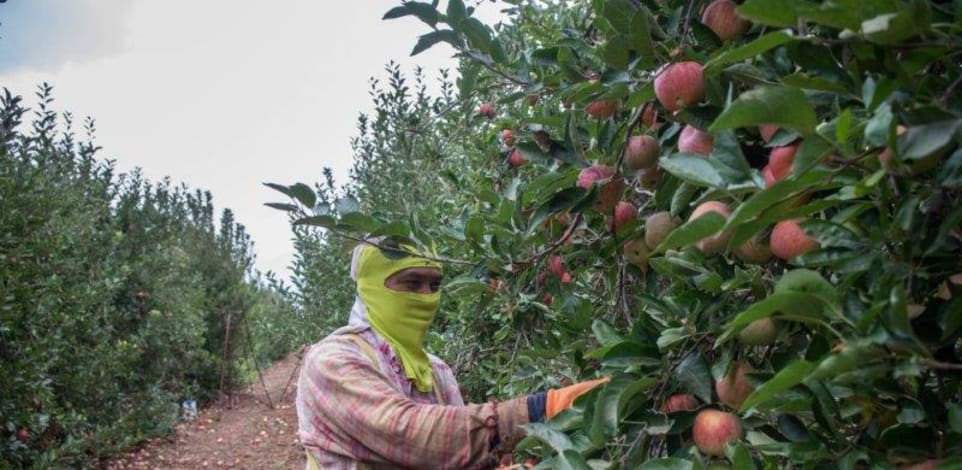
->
[305,333,366,364]
[426,353,453,373]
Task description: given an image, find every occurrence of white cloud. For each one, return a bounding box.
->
[0,0,504,280]
[0,0,132,73]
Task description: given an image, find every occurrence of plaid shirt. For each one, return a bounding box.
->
[296,328,529,469]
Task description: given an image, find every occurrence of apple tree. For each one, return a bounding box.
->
[272,0,962,468]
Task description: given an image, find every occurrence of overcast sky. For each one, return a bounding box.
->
[0,0,502,280]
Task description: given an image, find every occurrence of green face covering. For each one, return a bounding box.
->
[356,244,442,393]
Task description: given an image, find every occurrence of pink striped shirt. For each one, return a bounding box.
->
[296,328,529,469]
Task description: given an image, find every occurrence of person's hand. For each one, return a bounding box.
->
[545,377,610,419]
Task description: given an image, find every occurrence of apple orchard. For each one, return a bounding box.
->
[266,0,962,469]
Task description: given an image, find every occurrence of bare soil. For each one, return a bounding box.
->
[103,352,306,470]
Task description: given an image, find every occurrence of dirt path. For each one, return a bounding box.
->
[104,352,307,470]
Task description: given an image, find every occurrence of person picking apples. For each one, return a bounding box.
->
[296,239,608,469]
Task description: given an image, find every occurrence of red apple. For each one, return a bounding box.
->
[661,394,699,413]
[17,428,29,443]
[577,164,615,189]
[693,409,743,456]
[678,125,714,156]
[759,123,779,143]
[578,164,623,212]
[715,362,755,410]
[701,0,751,42]
[766,143,799,186]
[609,201,637,232]
[645,211,680,250]
[762,165,777,187]
[585,100,619,119]
[654,62,705,111]
[770,218,819,261]
[689,201,732,256]
[623,238,650,270]
[624,135,661,170]
[737,318,778,345]
[479,102,496,119]
[548,255,566,278]
[508,149,528,167]
[734,233,773,265]
[501,129,516,147]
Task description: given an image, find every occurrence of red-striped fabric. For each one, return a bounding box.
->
[296,329,529,469]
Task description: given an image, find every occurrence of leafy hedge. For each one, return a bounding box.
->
[0,86,295,467]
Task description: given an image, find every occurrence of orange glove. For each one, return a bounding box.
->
[545,377,610,419]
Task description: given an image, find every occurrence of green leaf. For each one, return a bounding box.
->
[446,0,466,25]
[710,86,818,137]
[556,450,592,470]
[725,292,828,331]
[523,422,574,453]
[289,183,316,208]
[382,6,410,20]
[728,198,840,249]
[654,211,726,253]
[737,0,798,27]
[591,377,658,440]
[781,73,851,94]
[927,202,962,256]
[592,320,626,346]
[658,153,727,188]
[411,30,462,56]
[706,31,794,71]
[723,168,831,232]
[941,296,962,340]
[864,102,894,147]
[861,0,932,45]
[403,2,439,27]
[938,148,962,188]
[712,130,753,178]
[739,360,815,411]
[293,215,336,229]
[339,213,382,233]
[263,182,294,198]
[730,442,757,469]
[948,402,962,434]
[675,352,713,404]
[462,17,495,53]
[636,458,694,470]
[774,269,840,307]
[806,340,884,381]
[896,119,962,162]
[264,202,299,212]
[801,219,864,250]
[527,187,589,235]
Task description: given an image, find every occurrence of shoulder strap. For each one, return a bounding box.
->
[339,333,445,405]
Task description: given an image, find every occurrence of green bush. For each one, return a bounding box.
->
[1,85,295,467]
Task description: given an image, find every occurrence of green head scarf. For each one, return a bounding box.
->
[355,243,442,393]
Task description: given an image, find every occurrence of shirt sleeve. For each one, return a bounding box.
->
[303,337,529,469]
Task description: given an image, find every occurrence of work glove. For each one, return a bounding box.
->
[527,377,610,422]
